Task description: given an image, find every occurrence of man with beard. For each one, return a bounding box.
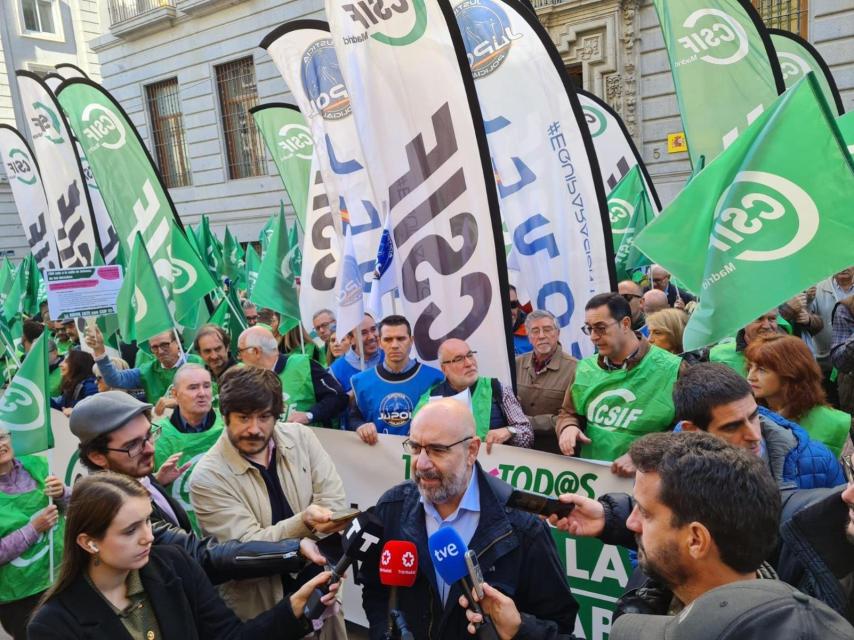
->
[189,366,349,638]
[360,399,577,640]
[458,433,854,639]
[709,310,784,377]
[193,324,237,383]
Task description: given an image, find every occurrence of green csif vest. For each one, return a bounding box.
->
[0,455,65,603]
[278,354,316,418]
[154,412,225,533]
[414,377,494,439]
[138,354,205,404]
[798,404,851,459]
[572,346,681,462]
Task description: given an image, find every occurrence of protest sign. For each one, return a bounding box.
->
[45,265,123,321]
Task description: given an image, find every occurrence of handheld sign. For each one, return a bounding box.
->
[45,265,123,321]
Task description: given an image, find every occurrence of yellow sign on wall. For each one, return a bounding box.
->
[667,132,688,153]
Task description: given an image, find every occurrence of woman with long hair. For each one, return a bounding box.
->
[746,334,851,457]
[28,474,338,639]
[50,350,98,413]
[324,327,351,367]
[646,309,688,355]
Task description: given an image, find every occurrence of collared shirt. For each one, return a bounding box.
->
[87,569,162,640]
[421,470,481,605]
[138,476,180,527]
[171,408,217,434]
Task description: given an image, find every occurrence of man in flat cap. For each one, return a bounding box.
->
[68,391,328,583]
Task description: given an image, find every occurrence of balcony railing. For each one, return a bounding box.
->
[109,0,175,27]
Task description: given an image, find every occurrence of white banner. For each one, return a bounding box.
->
[326,0,514,383]
[16,71,100,267]
[578,90,661,213]
[262,22,383,306]
[0,125,60,270]
[43,73,121,265]
[452,0,613,358]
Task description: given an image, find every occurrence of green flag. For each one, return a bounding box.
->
[167,220,218,323]
[652,0,783,169]
[770,30,844,117]
[259,212,277,256]
[117,234,174,343]
[0,258,14,308]
[196,215,224,282]
[839,111,854,160]
[3,255,40,323]
[223,227,246,288]
[635,74,854,351]
[251,104,313,228]
[250,206,300,332]
[245,244,261,297]
[608,166,654,281]
[288,222,303,280]
[0,333,52,455]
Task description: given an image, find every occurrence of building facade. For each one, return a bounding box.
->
[0,0,102,261]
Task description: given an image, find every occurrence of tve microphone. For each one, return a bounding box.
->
[305,509,384,620]
[379,541,418,640]
[428,528,498,640]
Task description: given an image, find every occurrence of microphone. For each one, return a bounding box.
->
[379,540,418,640]
[304,509,384,620]
[428,528,498,640]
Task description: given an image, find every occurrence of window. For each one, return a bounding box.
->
[145,78,192,188]
[215,57,266,180]
[752,0,808,38]
[21,0,56,34]
[565,64,583,91]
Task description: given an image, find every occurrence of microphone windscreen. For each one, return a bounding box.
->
[379,540,419,587]
[427,527,469,584]
[341,509,384,560]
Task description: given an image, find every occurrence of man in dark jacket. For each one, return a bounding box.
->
[68,391,323,584]
[360,398,577,639]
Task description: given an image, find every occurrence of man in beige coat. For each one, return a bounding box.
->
[515,309,577,454]
[190,365,349,637]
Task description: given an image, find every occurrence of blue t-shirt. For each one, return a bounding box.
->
[351,361,444,436]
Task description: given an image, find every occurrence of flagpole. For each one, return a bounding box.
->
[46,448,55,583]
[355,327,365,371]
[299,326,305,355]
[390,289,399,316]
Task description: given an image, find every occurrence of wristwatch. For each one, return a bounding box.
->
[506,426,518,436]
[305,411,314,423]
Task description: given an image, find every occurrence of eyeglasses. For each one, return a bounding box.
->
[621,293,641,302]
[314,321,333,332]
[581,321,617,336]
[0,432,10,444]
[843,455,854,485]
[529,326,556,337]
[149,339,175,352]
[441,351,477,365]
[402,436,472,459]
[237,345,258,357]
[509,300,520,309]
[105,425,161,458]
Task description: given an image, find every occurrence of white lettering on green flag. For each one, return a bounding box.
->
[770,29,844,117]
[0,333,53,455]
[608,166,654,281]
[635,74,854,350]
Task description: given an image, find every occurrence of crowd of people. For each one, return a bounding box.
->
[1,263,854,639]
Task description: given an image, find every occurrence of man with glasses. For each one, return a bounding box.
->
[86,326,204,405]
[618,280,647,334]
[360,398,577,639]
[312,309,336,343]
[236,325,347,427]
[515,310,578,453]
[242,299,260,326]
[649,264,695,309]
[414,338,533,451]
[556,292,683,476]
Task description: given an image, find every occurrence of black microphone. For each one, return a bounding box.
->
[304,509,384,620]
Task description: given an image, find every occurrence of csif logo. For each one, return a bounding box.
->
[81,103,127,151]
[301,39,351,121]
[341,0,427,46]
[277,123,313,160]
[454,0,523,79]
[30,101,64,144]
[708,171,819,263]
[777,52,811,83]
[0,377,46,431]
[586,388,644,430]
[583,105,607,138]
[608,198,634,234]
[5,148,37,185]
[676,9,748,66]
[154,246,198,295]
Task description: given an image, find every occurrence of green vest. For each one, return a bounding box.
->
[709,341,747,377]
[279,354,316,417]
[798,405,851,458]
[0,455,64,603]
[48,363,63,398]
[572,346,682,462]
[154,412,224,533]
[55,339,72,356]
[414,377,494,439]
[138,354,204,404]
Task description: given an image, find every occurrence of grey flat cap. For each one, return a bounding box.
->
[69,391,153,444]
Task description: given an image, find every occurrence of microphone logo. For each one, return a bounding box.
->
[381,549,392,566]
[402,551,416,568]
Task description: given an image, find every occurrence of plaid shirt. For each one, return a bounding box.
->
[498,383,534,448]
[831,302,854,373]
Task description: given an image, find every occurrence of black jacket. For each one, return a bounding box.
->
[777,487,854,622]
[273,354,348,425]
[147,477,304,585]
[360,463,578,640]
[27,545,312,640]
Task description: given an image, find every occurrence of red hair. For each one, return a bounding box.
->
[744,334,826,422]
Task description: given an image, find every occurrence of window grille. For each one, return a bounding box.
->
[752,0,808,38]
[215,57,266,180]
[145,77,192,188]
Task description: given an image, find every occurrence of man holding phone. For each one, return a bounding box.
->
[359,398,577,639]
